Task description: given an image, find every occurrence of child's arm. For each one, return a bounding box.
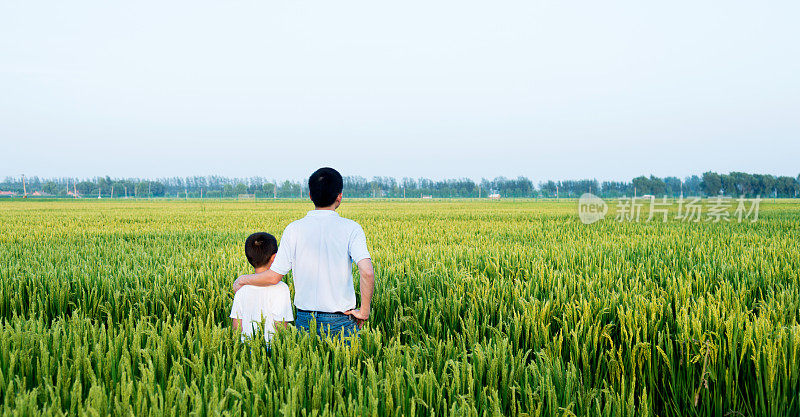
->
[232,318,242,331]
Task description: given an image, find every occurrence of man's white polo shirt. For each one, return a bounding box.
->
[269,210,371,313]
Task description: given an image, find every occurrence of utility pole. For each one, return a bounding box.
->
[478,183,481,198]
[111,185,114,199]
[200,188,203,199]
[273,180,277,199]
[556,185,559,199]
[21,174,27,198]
[124,185,128,199]
[73,182,78,198]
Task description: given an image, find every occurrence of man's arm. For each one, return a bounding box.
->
[232,269,284,293]
[345,258,375,328]
[234,227,292,294]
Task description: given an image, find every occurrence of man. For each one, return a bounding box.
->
[233,167,375,337]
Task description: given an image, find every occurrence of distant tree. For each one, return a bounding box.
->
[149,181,165,197]
[121,180,136,198]
[500,177,534,197]
[235,183,248,195]
[719,174,737,196]
[134,181,156,198]
[42,181,60,195]
[278,181,300,198]
[727,172,753,196]
[6,171,798,199]
[247,177,264,193]
[344,176,370,197]
[775,176,799,198]
[401,177,416,197]
[664,177,682,196]
[684,175,701,195]
[647,176,666,196]
[701,172,722,196]
[539,181,557,197]
[262,182,276,197]
[75,181,96,196]
[631,176,650,196]
[752,174,776,197]
[600,181,631,197]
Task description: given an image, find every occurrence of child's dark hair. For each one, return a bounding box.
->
[244,232,278,268]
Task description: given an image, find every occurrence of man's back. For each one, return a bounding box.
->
[270,210,371,313]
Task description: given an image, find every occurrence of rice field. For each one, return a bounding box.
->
[1,199,799,416]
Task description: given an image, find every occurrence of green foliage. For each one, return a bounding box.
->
[0,200,799,416]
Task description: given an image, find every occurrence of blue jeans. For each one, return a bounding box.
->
[295,310,359,339]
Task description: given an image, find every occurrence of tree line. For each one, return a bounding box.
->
[2,171,799,199]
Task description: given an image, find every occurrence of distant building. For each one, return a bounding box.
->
[0,191,16,197]
[488,193,501,200]
[421,195,433,199]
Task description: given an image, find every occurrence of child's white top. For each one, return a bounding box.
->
[230,282,293,342]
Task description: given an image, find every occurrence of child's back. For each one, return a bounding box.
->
[230,232,294,342]
[230,282,293,342]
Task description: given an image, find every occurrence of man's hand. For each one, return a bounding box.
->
[232,275,249,294]
[344,308,370,329]
[346,258,375,329]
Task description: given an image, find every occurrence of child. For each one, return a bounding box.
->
[230,232,294,343]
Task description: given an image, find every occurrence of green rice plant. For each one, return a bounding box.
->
[0,199,798,416]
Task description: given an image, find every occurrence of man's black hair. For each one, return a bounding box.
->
[308,167,343,207]
[244,232,278,268]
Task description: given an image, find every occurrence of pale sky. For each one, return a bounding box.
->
[1,1,798,182]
